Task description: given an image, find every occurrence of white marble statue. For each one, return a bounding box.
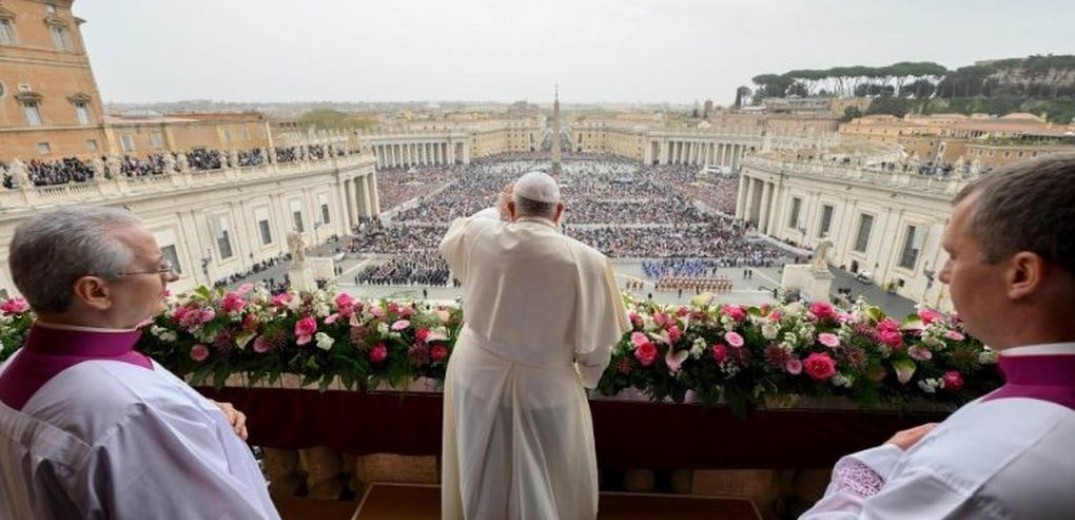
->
[287,230,308,265]
[812,238,834,273]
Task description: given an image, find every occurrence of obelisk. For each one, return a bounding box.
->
[551,86,562,178]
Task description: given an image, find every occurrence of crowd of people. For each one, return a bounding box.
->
[353,253,451,287]
[654,276,735,293]
[1,144,351,189]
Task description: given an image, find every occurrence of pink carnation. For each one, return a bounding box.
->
[724,331,745,348]
[817,332,841,348]
[785,358,803,375]
[368,343,388,363]
[0,297,29,314]
[370,306,385,319]
[804,352,837,381]
[630,331,650,349]
[190,344,210,362]
[634,342,658,366]
[391,319,411,331]
[944,330,966,341]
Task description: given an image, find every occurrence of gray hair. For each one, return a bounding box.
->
[9,206,145,313]
[512,194,558,220]
[954,152,1075,274]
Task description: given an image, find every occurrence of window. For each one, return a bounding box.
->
[212,216,234,260]
[45,4,57,14]
[258,220,273,245]
[50,25,71,51]
[818,205,834,238]
[254,207,273,245]
[161,245,183,274]
[318,194,331,225]
[898,225,925,270]
[150,132,163,149]
[23,102,42,126]
[292,211,304,233]
[37,142,51,154]
[86,139,97,152]
[74,102,90,125]
[0,19,14,45]
[787,197,802,229]
[121,135,135,153]
[853,214,874,253]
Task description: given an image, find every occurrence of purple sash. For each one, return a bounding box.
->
[981,354,1075,411]
[0,324,151,411]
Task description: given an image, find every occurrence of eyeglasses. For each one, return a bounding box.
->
[117,260,177,277]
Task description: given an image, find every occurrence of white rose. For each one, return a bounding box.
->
[315,332,335,350]
[761,323,779,340]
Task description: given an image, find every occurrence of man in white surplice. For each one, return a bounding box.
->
[440,171,630,520]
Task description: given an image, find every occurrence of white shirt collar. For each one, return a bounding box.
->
[34,321,140,334]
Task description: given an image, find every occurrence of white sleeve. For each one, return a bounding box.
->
[799,444,977,519]
[82,403,280,520]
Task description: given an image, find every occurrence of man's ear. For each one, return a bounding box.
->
[72,276,114,311]
[507,200,517,221]
[554,203,565,224]
[1006,251,1044,301]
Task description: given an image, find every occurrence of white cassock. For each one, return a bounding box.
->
[800,344,1075,520]
[0,357,280,520]
[439,213,629,520]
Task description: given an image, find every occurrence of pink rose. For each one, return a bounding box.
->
[190,344,210,362]
[368,343,388,363]
[399,307,415,319]
[676,306,690,317]
[391,319,410,331]
[809,302,837,321]
[724,331,744,348]
[387,302,401,315]
[221,293,245,313]
[634,342,658,366]
[667,325,682,344]
[0,297,29,314]
[628,312,642,328]
[804,352,837,381]
[252,336,271,353]
[785,358,803,375]
[272,292,292,307]
[236,283,254,296]
[416,328,430,343]
[769,311,783,323]
[430,344,448,362]
[721,304,746,322]
[918,308,943,325]
[878,329,903,348]
[817,332,841,348]
[943,370,964,391]
[370,306,385,319]
[334,293,355,308]
[653,311,672,328]
[877,318,900,333]
[711,343,728,363]
[295,316,317,345]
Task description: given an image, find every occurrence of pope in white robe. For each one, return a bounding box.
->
[439,171,630,520]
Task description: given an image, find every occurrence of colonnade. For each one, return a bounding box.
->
[648,139,751,170]
[372,141,464,169]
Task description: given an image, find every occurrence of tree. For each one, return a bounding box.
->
[734,86,752,108]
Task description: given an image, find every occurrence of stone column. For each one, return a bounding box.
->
[760,181,774,234]
[736,174,748,219]
[745,176,757,224]
[368,170,380,215]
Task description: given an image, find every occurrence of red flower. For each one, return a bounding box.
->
[634,342,658,366]
[416,328,430,343]
[369,343,388,363]
[720,304,746,322]
[809,301,837,321]
[711,343,728,363]
[804,352,837,381]
[943,370,964,392]
[0,297,29,314]
[221,292,245,313]
[430,344,448,362]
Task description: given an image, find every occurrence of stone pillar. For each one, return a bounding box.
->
[760,181,774,234]
[744,177,757,224]
[736,174,748,219]
[368,170,380,215]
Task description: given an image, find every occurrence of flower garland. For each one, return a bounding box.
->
[0,285,1002,412]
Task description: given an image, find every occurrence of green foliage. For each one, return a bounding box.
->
[298,110,378,131]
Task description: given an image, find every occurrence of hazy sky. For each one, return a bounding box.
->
[75,0,1075,105]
